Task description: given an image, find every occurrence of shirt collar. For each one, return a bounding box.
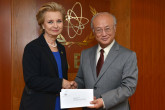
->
[97,40,115,55]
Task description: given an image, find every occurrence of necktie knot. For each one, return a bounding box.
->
[100,49,104,54]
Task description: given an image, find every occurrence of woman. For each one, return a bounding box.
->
[19,2,76,110]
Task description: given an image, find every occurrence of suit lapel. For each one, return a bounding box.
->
[89,45,98,81]
[95,42,120,84]
[38,34,59,77]
[56,41,66,79]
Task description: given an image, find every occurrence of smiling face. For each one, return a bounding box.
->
[92,13,116,48]
[42,11,63,38]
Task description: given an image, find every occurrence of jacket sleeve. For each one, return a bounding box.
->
[101,52,138,109]
[75,50,85,88]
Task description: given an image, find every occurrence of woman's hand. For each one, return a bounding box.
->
[62,79,71,89]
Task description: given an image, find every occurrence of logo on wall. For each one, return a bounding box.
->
[57,2,97,47]
[55,1,110,72]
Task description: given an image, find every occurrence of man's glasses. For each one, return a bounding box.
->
[94,25,115,35]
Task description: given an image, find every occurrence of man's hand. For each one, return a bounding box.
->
[88,98,104,109]
[70,81,78,89]
[62,79,78,89]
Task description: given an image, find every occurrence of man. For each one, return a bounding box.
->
[74,12,138,110]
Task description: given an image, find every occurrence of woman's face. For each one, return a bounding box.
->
[42,11,63,37]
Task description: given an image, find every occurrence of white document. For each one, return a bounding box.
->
[60,89,94,109]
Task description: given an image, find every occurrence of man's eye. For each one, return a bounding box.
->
[105,27,110,31]
[96,29,102,32]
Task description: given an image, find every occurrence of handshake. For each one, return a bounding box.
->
[62,79,78,89]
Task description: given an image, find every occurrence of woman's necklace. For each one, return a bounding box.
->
[47,42,57,48]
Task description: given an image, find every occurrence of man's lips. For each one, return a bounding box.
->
[101,37,109,41]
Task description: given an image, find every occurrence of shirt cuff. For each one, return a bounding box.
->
[102,98,106,109]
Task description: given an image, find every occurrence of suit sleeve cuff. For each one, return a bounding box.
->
[102,98,106,109]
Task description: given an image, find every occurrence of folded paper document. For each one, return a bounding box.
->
[60,89,94,109]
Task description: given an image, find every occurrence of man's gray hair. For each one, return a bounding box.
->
[91,12,117,32]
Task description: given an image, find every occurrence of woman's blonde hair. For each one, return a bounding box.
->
[36,2,66,33]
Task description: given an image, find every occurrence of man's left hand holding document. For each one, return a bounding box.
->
[60,89,94,109]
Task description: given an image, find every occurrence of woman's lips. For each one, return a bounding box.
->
[52,30,59,32]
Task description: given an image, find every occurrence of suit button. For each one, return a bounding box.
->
[94,87,97,90]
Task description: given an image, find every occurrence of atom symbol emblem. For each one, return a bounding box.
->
[57,2,97,47]
[65,2,89,39]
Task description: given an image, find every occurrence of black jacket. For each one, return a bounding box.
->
[20,33,68,110]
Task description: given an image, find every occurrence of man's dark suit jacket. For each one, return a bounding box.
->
[19,33,68,110]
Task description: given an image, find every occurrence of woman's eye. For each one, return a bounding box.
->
[57,20,62,23]
[48,21,53,24]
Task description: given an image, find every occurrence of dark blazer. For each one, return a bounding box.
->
[75,42,138,110]
[19,33,68,110]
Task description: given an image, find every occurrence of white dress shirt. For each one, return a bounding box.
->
[96,40,115,65]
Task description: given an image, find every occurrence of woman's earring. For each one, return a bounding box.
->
[42,26,45,29]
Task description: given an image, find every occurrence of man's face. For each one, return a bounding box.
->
[93,13,116,48]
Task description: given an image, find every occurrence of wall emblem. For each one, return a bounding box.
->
[57,2,97,47]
